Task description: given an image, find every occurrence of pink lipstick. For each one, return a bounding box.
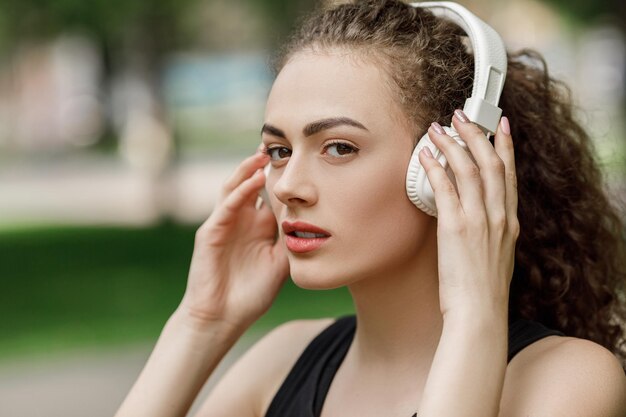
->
[282,220,331,253]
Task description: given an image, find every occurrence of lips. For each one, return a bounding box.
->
[282,220,331,253]
[281,221,331,237]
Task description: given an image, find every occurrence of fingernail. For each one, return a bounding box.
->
[421,147,433,158]
[454,109,469,123]
[431,122,445,135]
[500,116,511,135]
[258,147,269,157]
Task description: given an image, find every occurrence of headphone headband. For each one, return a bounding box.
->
[409,1,507,134]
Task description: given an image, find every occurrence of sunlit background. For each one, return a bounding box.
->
[0,0,624,416]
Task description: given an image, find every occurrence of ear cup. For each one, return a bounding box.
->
[258,163,272,209]
[406,125,476,218]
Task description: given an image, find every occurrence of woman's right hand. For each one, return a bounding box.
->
[177,149,289,334]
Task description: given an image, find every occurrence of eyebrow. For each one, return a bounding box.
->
[260,116,369,139]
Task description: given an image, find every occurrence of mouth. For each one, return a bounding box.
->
[289,231,328,238]
[282,220,331,253]
[281,220,331,237]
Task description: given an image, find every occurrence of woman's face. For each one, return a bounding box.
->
[262,48,435,289]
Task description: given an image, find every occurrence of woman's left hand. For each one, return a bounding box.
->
[418,110,519,319]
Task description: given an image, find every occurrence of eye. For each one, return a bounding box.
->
[324,141,359,157]
[265,146,291,161]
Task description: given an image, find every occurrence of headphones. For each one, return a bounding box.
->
[406,1,507,217]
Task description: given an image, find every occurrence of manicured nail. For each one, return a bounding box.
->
[421,147,433,158]
[431,122,445,135]
[454,109,469,123]
[500,116,511,135]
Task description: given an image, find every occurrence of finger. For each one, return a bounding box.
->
[428,122,486,218]
[212,168,266,228]
[220,152,269,202]
[451,110,506,225]
[417,145,463,220]
[494,116,519,233]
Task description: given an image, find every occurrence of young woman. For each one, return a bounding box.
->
[115,1,626,416]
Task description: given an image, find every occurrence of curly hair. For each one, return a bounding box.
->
[269,0,626,366]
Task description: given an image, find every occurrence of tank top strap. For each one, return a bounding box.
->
[507,318,564,362]
[264,315,356,417]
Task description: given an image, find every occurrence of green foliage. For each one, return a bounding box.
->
[245,0,318,46]
[0,223,354,362]
[0,0,320,54]
[540,0,624,27]
[0,0,197,52]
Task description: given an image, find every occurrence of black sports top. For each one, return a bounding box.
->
[264,315,564,417]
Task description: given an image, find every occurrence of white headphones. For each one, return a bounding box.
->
[406,1,507,217]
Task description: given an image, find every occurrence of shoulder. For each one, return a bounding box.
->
[501,335,626,417]
[195,317,335,417]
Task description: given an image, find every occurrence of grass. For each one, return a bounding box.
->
[0,222,354,363]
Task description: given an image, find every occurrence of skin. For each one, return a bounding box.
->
[114,48,626,417]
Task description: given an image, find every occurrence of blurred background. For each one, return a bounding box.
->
[0,0,624,416]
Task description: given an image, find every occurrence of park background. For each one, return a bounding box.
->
[0,0,624,416]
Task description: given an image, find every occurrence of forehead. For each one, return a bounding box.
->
[265,49,407,131]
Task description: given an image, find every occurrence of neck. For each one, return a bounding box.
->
[346,223,442,376]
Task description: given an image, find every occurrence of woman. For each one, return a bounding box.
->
[115,1,626,416]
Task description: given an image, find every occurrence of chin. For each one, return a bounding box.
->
[290,270,346,290]
[288,258,360,290]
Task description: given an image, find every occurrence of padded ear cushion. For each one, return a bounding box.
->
[406,125,475,218]
[258,163,272,209]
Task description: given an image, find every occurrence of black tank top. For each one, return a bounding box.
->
[264,315,564,417]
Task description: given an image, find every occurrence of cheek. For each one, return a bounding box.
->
[300,159,427,285]
[340,164,423,255]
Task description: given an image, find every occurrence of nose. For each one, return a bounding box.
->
[272,153,317,208]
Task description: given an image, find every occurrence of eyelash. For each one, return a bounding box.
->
[263,140,359,161]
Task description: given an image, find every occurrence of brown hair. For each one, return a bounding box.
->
[270,0,626,366]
